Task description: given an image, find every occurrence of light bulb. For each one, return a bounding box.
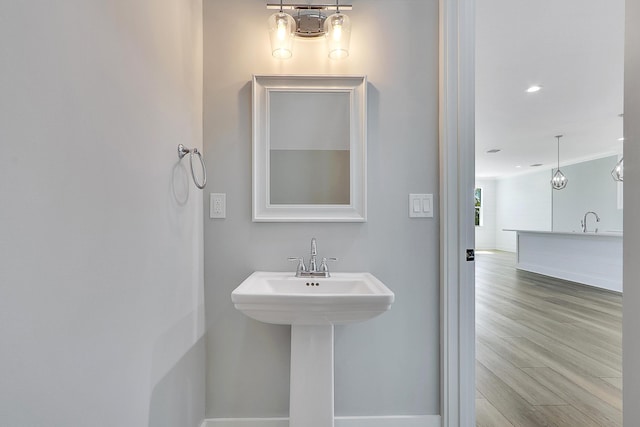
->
[332,21,343,41]
[277,17,287,41]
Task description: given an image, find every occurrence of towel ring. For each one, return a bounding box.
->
[178,144,207,189]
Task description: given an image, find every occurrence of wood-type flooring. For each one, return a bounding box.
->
[475,251,622,426]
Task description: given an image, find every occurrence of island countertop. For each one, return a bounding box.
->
[505,229,622,292]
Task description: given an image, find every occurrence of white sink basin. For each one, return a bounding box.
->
[232,272,394,325]
[232,271,394,426]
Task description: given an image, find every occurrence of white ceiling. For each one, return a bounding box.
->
[476,0,625,179]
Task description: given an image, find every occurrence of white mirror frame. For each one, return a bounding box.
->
[252,75,367,222]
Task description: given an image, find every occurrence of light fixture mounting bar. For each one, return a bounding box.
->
[267,3,352,10]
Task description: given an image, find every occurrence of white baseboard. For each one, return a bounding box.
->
[201,415,441,427]
[336,416,440,427]
[201,419,288,427]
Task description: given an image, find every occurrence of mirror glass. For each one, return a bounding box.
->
[269,91,350,205]
[253,75,367,222]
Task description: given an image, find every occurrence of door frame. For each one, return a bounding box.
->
[439,0,476,425]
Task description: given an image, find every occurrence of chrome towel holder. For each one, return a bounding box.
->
[178,144,207,189]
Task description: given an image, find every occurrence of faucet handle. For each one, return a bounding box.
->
[319,257,338,274]
[288,257,307,275]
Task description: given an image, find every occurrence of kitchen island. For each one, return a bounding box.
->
[505,229,623,292]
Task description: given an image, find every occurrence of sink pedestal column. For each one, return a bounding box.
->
[289,324,334,427]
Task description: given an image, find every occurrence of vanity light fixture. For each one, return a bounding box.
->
[268,0,296,59]
[266,1,353,59]
[551,135,568,190]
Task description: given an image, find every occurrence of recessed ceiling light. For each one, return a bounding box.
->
[526,85,542,93]
[515,165,522,168]
[530,163,543,167]
[486,149,501,154]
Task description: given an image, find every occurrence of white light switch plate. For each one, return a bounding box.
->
[210,193,226,219]
[409,194,433,218]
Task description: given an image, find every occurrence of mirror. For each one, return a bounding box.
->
[252,75,367,222]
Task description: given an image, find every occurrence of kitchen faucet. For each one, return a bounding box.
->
[288,237,337,278]
[581,211,600,233]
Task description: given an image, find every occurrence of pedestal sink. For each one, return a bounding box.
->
[231,272,394,427]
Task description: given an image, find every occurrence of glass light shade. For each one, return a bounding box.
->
[551,169,568,190]
[268,12,295,59]
[324,12,351,59]
[611,157,624,182]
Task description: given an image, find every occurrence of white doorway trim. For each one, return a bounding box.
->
[439,0,476,425]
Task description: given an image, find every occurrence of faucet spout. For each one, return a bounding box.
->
[582,211,601,233]
[309,237,318,272]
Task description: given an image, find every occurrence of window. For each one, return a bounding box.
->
[474,187,483,226]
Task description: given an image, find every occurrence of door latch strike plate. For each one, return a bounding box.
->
[466,249,475,262]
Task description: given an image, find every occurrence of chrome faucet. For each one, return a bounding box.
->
[288,237,337,277]
[581,211,600,233]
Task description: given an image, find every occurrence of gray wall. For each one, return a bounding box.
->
[0,1,205,426]
[203,0,440,418]
[495,169,553,252]
[475,179,497,249]
[552,156,623,232]
[624,0,640,424]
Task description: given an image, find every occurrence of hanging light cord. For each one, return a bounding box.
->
[556,135,561,171]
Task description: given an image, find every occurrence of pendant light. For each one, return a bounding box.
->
[611,114,624,182]
[611,157,624,182]
[551,135,568,190]
[324,0,351,59]
[268,0,295,59]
